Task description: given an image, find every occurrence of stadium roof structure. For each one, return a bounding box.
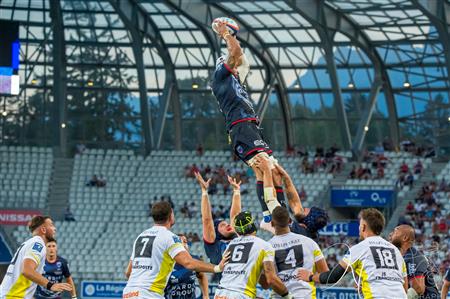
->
[0,0,449,156]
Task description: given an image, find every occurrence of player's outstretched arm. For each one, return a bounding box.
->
[195,172,215,243]
[174,250,230,273]
[262,261,292,298]
[228,175,241,225]
[215,21,243,68]
[254,156,279,213]
[298,260,349,284]
[22,259,73,293]
[275,164,305,219]
[315,258,329,274]
[196,271,210,299]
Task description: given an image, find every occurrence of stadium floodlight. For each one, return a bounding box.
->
[192,83,199,89]
[364,126,369,132]
[403,82,411,88]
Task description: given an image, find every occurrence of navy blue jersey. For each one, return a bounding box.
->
[211,62,258,130]
[35,256,71,299]
[204,238,230,265]
[446,268,450,281]
[165,255,201,299]
[403,247,440,299]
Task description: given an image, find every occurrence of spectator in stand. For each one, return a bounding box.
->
[400,161,409,174]
[439,178,448,192]
[298,186,307,201]
[348,165,357,179]
[181,201,189,217]
[405,172,414,188]
[97,174,106,187]
[406,202,414,215]
[414,160,423,175]
[86,175,99,187]
[376,165,385,179]
[64,207,76,221]
[188,202,198,218]
[196,143,204,156]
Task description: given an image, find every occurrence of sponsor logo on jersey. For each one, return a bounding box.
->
[32,242,43,252]
[173,236,182,243]
[123,291,140,298]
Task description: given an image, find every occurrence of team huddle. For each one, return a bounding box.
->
[1,18,447,299]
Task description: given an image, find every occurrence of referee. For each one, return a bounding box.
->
[34,238,77,299]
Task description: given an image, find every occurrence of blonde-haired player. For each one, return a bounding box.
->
[0,216,72,299]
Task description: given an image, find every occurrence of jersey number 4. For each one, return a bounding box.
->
[134,236,156,258]
[275,245,304,272]
[370,246,398,270]
[10,243,25,265]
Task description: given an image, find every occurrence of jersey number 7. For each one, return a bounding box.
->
[134,236,156,258]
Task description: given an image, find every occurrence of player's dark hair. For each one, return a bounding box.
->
[272,207,290,228]
[28,215,51,233]
[151,201,172,224]
[359,208,385,235]
[47,237,57,243]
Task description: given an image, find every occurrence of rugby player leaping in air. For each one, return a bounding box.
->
[211,20,331,237]
[210,19,290,228]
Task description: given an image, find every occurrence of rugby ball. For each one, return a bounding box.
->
[211,17,239,36]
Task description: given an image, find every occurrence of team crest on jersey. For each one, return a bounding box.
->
[173,236,181,243]
[32,242,43,252]
[56,261,62,268]
[236,145,244,154]
[408,263,416,274]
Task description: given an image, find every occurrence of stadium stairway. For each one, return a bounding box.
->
[47,158,74,220]
[385,161,448,233]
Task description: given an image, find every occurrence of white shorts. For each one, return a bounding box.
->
[122,287,163,299]
[214,288,253,299]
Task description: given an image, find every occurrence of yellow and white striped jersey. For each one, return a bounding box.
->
[124,226,186,298]
[0,236,46,299]
[269,232,324,299]
[218,235,274,298]
[343,236,407,299]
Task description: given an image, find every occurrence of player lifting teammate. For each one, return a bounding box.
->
[214,210,292,299]
[123,201,229,299]
[298,208,408,298]
[260,206,329,299]
[0,216,72,299]
[195,173,241,281]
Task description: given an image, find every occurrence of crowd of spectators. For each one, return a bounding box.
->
[85,174,107,187]
[185,163,252,195]
[399,178,450,278]
[297,145,345,175]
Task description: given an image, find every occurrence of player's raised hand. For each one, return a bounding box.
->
[253,154,271,171]
[227,175,241,190]
[50,282,73,293]
[214,20,228,38]
[296,268,312,282]
[219,250,231,271]
[194,171,211,191]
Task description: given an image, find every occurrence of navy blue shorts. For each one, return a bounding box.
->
[229,121,272,163]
